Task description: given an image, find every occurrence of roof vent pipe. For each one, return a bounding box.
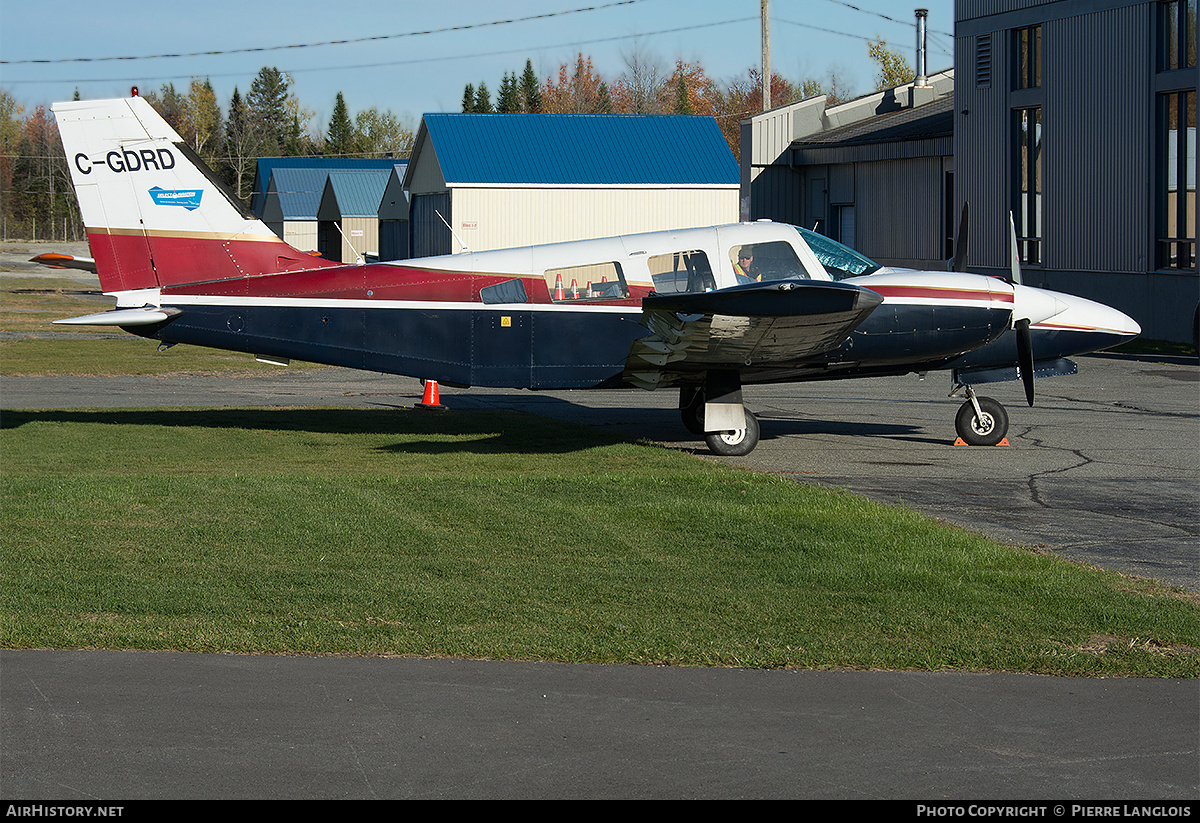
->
[915,8,929,87]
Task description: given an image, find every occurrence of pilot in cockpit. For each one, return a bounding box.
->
[734,247,759,283]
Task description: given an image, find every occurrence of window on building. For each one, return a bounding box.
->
[1157,90,1196,270]
[1013,25,1042,89]
[1012,107,1043,265]
[1158,0,1197,71]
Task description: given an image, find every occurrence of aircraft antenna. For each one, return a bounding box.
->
[334,222,365,265]
[436,209,471,254]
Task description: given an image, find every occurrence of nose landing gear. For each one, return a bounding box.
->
[953,385,1010,447]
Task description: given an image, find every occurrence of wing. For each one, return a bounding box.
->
[624,279,882,389]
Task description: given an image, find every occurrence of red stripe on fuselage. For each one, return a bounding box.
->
[89,230,340,293]
[867,284,1014,304]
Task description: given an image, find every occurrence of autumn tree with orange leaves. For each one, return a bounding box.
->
[542,54,614,114]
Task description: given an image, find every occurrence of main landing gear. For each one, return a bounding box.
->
[953,385,1010,447]
[680,373,761,457]
[681,375,1012,455]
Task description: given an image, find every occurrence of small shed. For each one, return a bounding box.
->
[316,170,393,263]
[261,167,328,253]
[377,163,410,261]
[404,113,740,257]
[250,157,398,219]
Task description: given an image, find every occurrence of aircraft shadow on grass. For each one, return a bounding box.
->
[0,407,629,456]
[440,393,929,447]
[1,402,930,457]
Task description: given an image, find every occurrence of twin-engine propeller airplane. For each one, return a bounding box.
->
[48,96,1140,455]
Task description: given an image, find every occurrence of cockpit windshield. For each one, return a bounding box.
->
[796,227,882,281]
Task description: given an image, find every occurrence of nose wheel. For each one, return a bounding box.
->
[954,389,1009,446]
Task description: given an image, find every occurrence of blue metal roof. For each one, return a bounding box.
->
[251,158,405,215]
[421,114,738,186]
[265,168,329,220]
[322,170,393,217]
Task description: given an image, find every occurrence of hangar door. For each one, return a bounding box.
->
[410,192,452,258]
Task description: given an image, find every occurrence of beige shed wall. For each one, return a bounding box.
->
[449,186,739,251]
[281,221,318,254]
[340,216,379,261]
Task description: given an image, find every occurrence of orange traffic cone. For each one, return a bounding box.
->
[554,273,564,301]
[417,379,447,411]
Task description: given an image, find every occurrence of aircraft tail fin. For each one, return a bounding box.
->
[54,97,333,294]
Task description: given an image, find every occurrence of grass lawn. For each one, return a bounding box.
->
[3,406,1196,676]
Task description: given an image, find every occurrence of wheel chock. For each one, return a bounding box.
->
[953,437,1010,446]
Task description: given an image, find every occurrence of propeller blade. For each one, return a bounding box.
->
[1007,211,1023,285]
[953,202,969,272]
[1016,317,1035,406]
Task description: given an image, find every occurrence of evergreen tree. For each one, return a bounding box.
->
[474,82,493,113]
[520,59,543,113]
[462,84,475,113]
[497,72,521,113]
[595,81,614,114]
[247,66,291,154]
[327,92,355,156]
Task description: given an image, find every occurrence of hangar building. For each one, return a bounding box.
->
[403,113,740,257]
[316,170,394,263]
[743,0,1197,342]
[742,70,955,271]
[954,0,1196,342]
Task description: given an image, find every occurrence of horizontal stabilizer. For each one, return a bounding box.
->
[53,307,180,326]
[30,252,98,273]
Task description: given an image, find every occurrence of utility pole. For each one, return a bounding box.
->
[761,0,771,111]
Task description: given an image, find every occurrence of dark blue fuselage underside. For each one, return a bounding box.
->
[130,301,1019,389]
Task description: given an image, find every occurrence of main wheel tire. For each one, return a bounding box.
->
[954,396,1009,446]
[705,410,760,456]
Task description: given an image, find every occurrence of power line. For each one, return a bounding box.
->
[5,17,758,87]
[775,18,953,59]
[0,0,649,65]
[815,0,953,39]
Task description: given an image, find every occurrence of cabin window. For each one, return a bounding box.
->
[729,240,808,283]
[647,250,716,294]
[480,278,529,304]
[545,261,629,302]
[797,228,882,280]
